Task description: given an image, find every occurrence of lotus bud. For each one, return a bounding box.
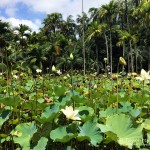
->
[70,53,74,60]
[111,74,118,80]
[119,57,126,66]
[93,84,97,89]
[104,58,107,63]
[52,65,56,72]
[63,76,67,80]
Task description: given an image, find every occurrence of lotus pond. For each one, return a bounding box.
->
[0,70,150,150]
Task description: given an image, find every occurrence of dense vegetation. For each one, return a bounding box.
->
[0,0,150,75]
[0,0,150,149]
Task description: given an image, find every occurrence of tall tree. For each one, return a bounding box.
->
[99,0,119,73]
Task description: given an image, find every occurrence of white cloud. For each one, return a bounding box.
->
[0,16,41,32]
[1,0,110,17]
[0,0,111,31]
[21,0,111,19]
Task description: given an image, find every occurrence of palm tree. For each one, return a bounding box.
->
[76,12,90,75]
[133,0,150,70]
[43,13,63,35]
[61,15,76,41]
[99,0,119,74]
[85,21,108,74]
[0,20,13,73]
[117,29,138,72]
[14,24,31,58]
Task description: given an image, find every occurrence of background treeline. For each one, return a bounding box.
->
[0,0,149,75]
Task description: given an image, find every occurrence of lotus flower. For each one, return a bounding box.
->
[13,74,18,79]
[61,106,81,120]
[36,69,42,73]
[135,69,150,82]
[56,69,62,75]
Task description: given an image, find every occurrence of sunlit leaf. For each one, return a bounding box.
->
[11,122,37,149]
[98,114,143,149]
[36,104,59,123]
[32,137,48,150]
[50,125,77,143]
[78,106,94,121]
[141,119,150,130]
[77,120,103,146]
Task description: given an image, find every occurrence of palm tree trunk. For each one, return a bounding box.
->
[122,43,126,72]
[96,46,99,74]
[104,32,109,65]
[127,52,130,73]
[148,46,150,70]
[135,54,138,73]
[109,30,112,74]
[82,0,85,75]
[129,40,134,72]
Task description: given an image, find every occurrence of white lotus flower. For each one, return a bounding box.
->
[36,69,42,73]
[13,75,18,79]
[135,69,150,82]
[56,69,62,75]
[61,106,81,121]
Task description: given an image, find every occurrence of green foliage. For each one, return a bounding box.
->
[50,125,77,143]
[78,106,94,121]
[0,96,22,107]
[37,104,60,123]
[54,85,66,97]
[0,110,11,128]
[98,114,143,149]
[0,63,7,72]
[32,137,48,150]
[77,120,103,146]
[11,122,37,149]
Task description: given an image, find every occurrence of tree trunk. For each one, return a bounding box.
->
[129,40,134,72]
[122,43,126,72]
[96,46,99,74]
[104,32,109,65]
[109,30,112,74]
[148,46,150,70]
[127,52,130,73]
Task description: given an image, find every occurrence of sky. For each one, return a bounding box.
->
[0,0,110,32]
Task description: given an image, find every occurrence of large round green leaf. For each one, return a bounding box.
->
[11,122,37,149]
[50,125,77,143]
[32,137,48,150]
[141,119,150,130]
[98,114,143,149]
[77,120,103,146]
[36,104,59,123]
[78,106,94,121]
[0,96,22,107]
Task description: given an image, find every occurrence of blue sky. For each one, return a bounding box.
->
[0,0,110,32]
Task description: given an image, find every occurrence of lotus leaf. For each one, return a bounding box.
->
[77,120,103,146]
